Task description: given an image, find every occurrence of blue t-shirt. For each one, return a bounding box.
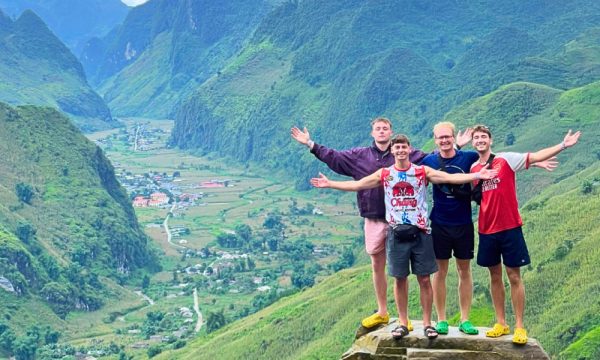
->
[421,150,479,226]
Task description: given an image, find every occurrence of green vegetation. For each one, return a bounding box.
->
[169,0,600,193]
[0,103,158,358]
[87,0,275,118]
[0,9,117,131]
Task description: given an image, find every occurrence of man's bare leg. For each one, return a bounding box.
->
[417,275,434,327]
[505,266,525,329]
[370,250,388,316]
[488,264,506,326]
[394,277,409,326]
[456,259,473,322]
[432,259,449,322]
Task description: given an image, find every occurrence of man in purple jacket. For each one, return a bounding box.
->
[291,117,470,329]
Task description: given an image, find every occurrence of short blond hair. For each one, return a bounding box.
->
[433,121,456,137]
[371,117,393,129]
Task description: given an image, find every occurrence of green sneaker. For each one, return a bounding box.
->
[459,320,479,335]
[436,320,449,335]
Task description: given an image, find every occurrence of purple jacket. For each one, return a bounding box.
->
[311,141,427,219]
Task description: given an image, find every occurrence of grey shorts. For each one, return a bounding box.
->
[386,227,438,278]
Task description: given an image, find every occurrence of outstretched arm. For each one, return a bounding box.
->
[291,126,314,149]
[425,166,498,185]
[311,170,382,192]
[292,125,359,177]
[529,130,581,164]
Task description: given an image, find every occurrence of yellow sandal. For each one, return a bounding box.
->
[512,328,528,344]
[486,323,510,338]
[361,312,389,328]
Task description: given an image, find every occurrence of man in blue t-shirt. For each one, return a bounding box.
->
[421,121,480,336]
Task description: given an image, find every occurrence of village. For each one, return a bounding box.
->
[81,120,348,356]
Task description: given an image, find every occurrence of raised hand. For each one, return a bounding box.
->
[291,126,311,146]
[310,173,330,188]
[534,156,558,172]
[456,127,473,148]
[562,129,581,148]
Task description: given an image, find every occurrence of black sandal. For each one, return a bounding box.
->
[391,325,409,340]
[424,325,439,339]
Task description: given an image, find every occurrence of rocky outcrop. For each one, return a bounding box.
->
[343,320,549,360]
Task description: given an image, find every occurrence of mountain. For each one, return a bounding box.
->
[81,0,277,118]
[0,9,118,131]
[0,0,128,53]
[0,102,158,324]
[168,0,600,188]
[156,75,600,359]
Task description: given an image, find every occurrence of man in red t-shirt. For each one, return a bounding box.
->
[470,125,581,344]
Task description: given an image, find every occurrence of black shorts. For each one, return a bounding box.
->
[386,227,438,278]
[431,222,475,260]
[477,226,530,268]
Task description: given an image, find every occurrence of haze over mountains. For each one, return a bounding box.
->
[0,0,129,53]
[1,1,600,359]
[0,9,118,131]
[81,0,280,118]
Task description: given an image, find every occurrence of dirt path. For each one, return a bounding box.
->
[193,287,203,332]
[164,203,186,249]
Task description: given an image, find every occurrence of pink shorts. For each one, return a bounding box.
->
[364,218,388,255]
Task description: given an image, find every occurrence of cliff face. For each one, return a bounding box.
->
[343,321,549,360]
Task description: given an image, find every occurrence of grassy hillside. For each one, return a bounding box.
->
[0,9,118,131]
[155,265,384,360]
[151,164,600,360]
[447,80,600,202]
[0,102,158,357]
[83,0,275,118]
[170,0,600,189]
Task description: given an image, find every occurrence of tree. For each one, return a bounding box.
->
[263,213,284,230]
[0,329,15,352]
[43,327,60,344]
[12,335,38,360]
[247,257,256,270]
[330,247,355,272]
[142,274,151,289]
[15,183,34,204]
[505,132,516,146]
[147,345,162,358]
[581,180,593,194]
[15,222,36,243]
[235,224,252,244]
[206,309,227,333]
[291,270,315,288]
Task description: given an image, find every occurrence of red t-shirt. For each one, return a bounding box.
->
[471,152,530,234]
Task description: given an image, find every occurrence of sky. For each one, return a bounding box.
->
[121,0,150,6]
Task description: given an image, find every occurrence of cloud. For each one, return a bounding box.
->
[121,0,150,6]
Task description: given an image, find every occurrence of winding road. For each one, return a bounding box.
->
[193,287,203,332]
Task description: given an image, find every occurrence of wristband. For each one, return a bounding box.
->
[456,144,462,150]
[475,172,481,180]
[559,141,566,151]
[307,140,314,149]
